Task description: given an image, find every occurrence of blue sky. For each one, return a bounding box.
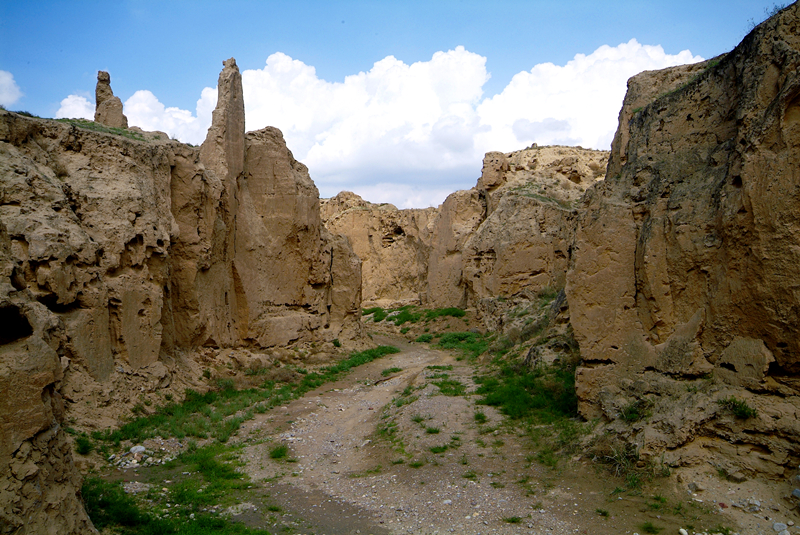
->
[0,1,787,206]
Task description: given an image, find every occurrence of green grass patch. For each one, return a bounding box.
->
[425,426,440,434]
[425,307,466,320]
[363,307,387,322]
[475,361,577,422]
[55,118,148,142]
[640,521,663,534]
[426,365,452,371]
[389,306,421,325]
[75,434,93,455]
[473,411,487,424]
[415,334,433,343]
[429,445,448,454]
[269,444,289,459]
[93,346,400,446]
[381,367,403,376]
[437,332,488,359]
[82,443,269,534]
[502,516,522,524]
[619,399,650,423]
[432,377,466,396]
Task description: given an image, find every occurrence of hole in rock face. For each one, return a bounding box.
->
[0,306,33,345]
[720,362,737,372]
[36,294,79,313]
[731,175,742,188]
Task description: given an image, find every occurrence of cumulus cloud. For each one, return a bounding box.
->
[55,95,93,119]
[0,70,23,107]
[54,40,702,207]
[124,88,216,143]
[243,47,490,189]
[476,39,703,152]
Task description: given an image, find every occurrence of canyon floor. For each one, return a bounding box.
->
[83,322,800,535]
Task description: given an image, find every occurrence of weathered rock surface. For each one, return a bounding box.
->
[321,192,434,307]
[567,3,800,476]
[322,146,608,324]
[0,59,361,533]
[94,70,128,129]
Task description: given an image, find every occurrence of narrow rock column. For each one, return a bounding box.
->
[94,70,128,128]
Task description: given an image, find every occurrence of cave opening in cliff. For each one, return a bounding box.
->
[0,306,33,345]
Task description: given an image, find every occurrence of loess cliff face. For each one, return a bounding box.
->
[322,146,608,333]
[321,192,437,307]
[567,4,800,476]
[0,59,361,533]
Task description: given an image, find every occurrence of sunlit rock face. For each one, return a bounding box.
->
[322,146,608,316]
[0,57,362,533]
[567,4,800,476]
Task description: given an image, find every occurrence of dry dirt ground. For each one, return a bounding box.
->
[221,334,788,535]
[93,330,800,535]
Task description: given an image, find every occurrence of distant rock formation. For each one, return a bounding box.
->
[94,70,128,129]
[567,3,800,476]
[0,57,361,533]
[321,192,437,307]
[322,146,608,321]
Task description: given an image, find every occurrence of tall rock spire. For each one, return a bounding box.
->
[94,70,128,129]
[199,58,245,185]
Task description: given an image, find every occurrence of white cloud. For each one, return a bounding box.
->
[53,40,702,207]
[124,88,216,144]
[475,39,703,152]
[243,47,490,180]
[348,182,458,210]
[0,70,23,107]
[55,94,93,119]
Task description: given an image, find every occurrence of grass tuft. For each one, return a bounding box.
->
[717,396,757,419]
[269,444,289,459]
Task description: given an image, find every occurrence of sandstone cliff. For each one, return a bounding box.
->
[321,192,436,307]
[0,59,361,533]
[322,146,608,327]
[567,3,800,477]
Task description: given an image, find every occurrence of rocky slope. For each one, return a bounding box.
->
[567,3,800,477]
[0,59,361,533]
[322,145,608,325]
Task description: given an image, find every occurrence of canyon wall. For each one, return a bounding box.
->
[321,192,436,307]
[322,146,608,323]
[0,59,361,534]
[567,3,800,476]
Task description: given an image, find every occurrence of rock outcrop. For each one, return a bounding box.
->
[322,146,608,326]
[0,58,361,533]
[322,192,436,306]
[567,3,800,476]
[94,70,128,129]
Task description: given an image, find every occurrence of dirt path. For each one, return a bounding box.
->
[221,334,741,535]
